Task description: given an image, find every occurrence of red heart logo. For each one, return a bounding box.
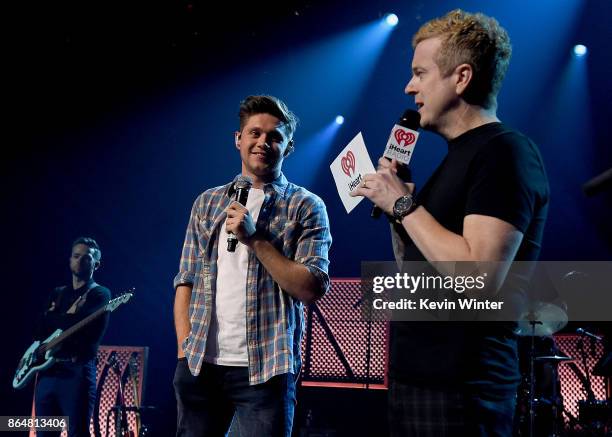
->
[341,151,356,177]
[394,128,416,147]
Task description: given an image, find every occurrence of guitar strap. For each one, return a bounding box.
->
[66,281,99,314]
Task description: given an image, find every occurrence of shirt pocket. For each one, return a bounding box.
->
[197,218,214,242]
[268,219,303,256]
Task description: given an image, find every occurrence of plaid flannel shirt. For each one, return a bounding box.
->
[174,173,332,385]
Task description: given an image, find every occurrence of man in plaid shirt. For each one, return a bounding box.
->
[173,95,332,437]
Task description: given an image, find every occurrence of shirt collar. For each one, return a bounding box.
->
[73,278,95,292]
[229,173,289,198]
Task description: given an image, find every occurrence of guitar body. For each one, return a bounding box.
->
[13,329,61,389]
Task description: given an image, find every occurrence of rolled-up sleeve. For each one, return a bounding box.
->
[295,195,332,297]
[173,195,204,290]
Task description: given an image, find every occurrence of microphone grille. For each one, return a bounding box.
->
[399,109,421,130]
[235,175,253,189]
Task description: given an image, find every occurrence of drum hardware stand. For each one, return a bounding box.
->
[528,320,543,437]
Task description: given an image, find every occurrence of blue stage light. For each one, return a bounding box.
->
[573,44,587,57]
[385,13,399,27]
[335,115,345,125]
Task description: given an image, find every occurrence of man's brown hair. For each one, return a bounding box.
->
[238,95,299,139]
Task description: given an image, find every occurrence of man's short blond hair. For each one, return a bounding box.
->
[413,9,512,109]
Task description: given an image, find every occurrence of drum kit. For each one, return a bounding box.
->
[514,302,612,436]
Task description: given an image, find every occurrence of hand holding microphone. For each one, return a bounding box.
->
[353,167,414,215]
[226,176,253,252]
[370,109,421,218]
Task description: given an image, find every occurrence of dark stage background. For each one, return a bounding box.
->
[3,0,611,435]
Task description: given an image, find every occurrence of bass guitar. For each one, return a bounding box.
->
[13,292,133,389]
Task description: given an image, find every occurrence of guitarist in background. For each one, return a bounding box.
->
[34,237,111,437]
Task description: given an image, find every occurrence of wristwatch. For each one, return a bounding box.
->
[392,194,417,222]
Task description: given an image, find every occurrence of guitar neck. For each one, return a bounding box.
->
[44,304,108,351]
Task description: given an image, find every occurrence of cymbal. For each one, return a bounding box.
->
[535,355,574,363]
[515,302,568,336]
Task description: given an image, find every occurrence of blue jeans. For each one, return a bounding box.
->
[173,359,296,437]
[35,360,97,437]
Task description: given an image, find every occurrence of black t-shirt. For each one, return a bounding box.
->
[38,279,111,362]
[389,122,549,397]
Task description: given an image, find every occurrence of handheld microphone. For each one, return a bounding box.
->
[371,109,421,218]
[227,175,253,252]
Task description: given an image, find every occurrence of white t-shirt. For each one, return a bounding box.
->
[204,188,265,366]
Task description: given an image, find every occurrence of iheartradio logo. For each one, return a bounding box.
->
[341,151,356,177]
[329,131,372,212]
[394,128,416,147]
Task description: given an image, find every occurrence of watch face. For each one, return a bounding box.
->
[394,195,413,219]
